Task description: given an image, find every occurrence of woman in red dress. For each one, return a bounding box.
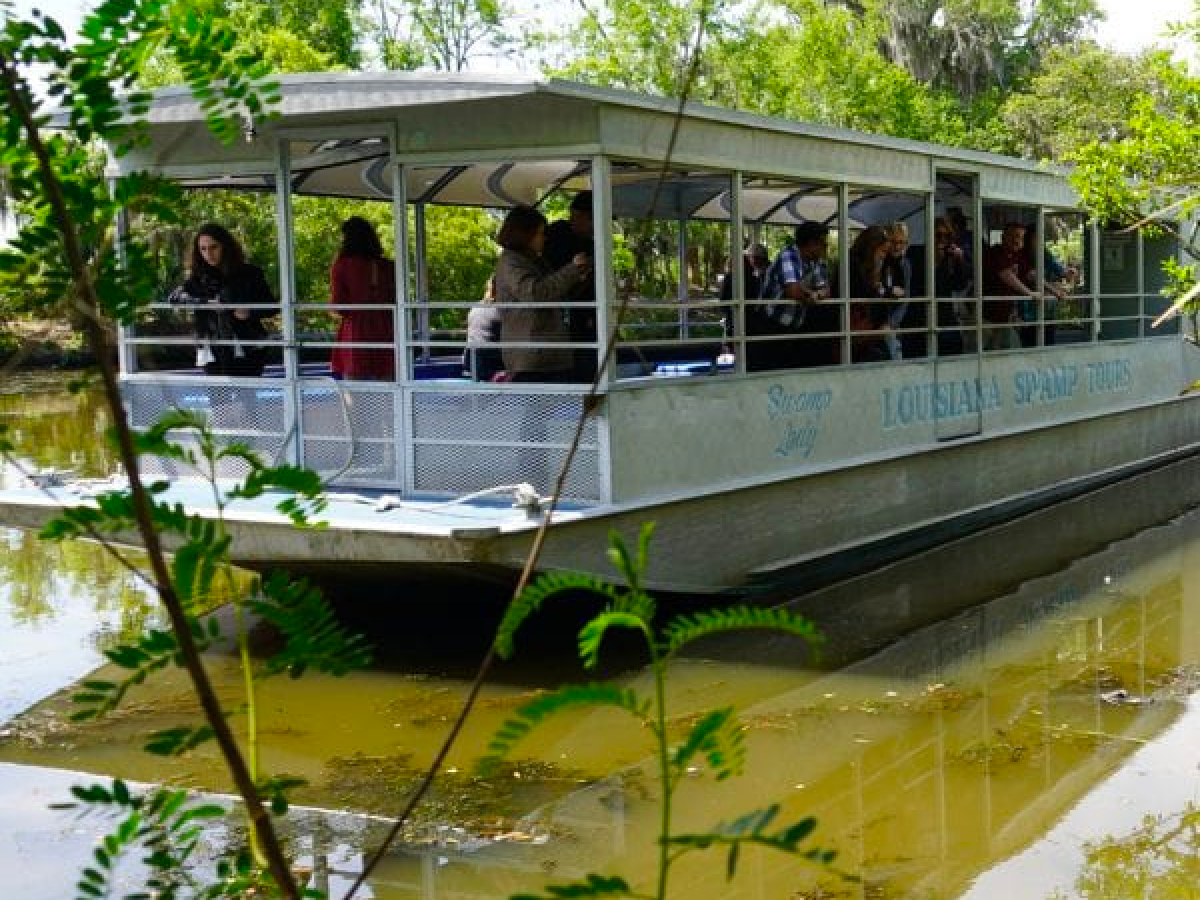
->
[330,216,396,380]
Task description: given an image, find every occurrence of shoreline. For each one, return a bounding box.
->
[0,321,95,371]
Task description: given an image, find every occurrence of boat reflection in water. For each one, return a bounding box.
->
[281,459,1200,900]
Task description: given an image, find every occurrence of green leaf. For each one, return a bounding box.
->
[508,873,634,899]
[660,606,823,660]
[494,570,626,659]
[481,684,649,773]
[578,610,651,669]
[670,706,745,782]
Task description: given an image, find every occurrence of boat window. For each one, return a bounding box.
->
[1143,226,1181,337]
[737,176,843,373]
[1097,224,1142,341]
[602,163,733,380]
[845,187,928,363]
[404,159,595,384]
[129,190,282,376]
[980,202,1045,352]
[1046,211,1091,346]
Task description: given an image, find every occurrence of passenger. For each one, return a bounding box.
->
[171,223,276,376]
[1021,238,1075,347]
[719,242,771,340]
[330,216,396,380]
[464,276,504,382]
[882,223,913,359]
[749,222,834,371]
[983,223,1034,351]
[543,191,597,381]
[846,225,893,363]
[494,205,592,383]
[915,216,971,356]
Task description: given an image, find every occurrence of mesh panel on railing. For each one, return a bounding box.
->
[409,390,601,501]
[125,380,289,478]
[300,383,399,485]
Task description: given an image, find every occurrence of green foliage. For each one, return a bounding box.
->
[481,683,652,772]
[250,570,374,677]
[51,779,232,900]
[484,525,834,899]
[999,44,1181,161]
[666,804,839,879]
[508,874,639,900]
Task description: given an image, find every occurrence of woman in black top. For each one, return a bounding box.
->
[173,223,276,376]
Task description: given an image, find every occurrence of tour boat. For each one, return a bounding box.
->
[3,73,1198,594]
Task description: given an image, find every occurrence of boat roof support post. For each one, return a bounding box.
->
[730,171,746,375]
[589,154,614,502]
[837,181,851,364]
[1089,219,1101,341]
[1136,215,1147,338]
[972,184,985,353]
[677,211,689,340]
[390,135,409,385]
[591,155,614,389]
[413,203,430,365]
[274,135,302,466]
[924,164,937,346]
[112,178,134,375]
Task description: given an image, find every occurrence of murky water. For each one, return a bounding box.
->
[1,374,1198,900]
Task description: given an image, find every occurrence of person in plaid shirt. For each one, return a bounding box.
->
[749,221,835,370]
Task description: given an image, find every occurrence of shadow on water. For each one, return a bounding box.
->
[314,453,1200,684]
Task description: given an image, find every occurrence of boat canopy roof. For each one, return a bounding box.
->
[113,72,1080,217]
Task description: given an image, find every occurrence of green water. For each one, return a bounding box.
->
[1,374,1198,900]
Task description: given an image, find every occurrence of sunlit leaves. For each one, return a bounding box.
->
[70,627,195,721]
[480,683,650,774]
[670,706,745,782]
[578,610,651,669]
[494,569,628,659]
[483,526,834,895]
[660,605,823,659]
[250,570,373,678]
[51,780,231,900]
[666,804,840,879]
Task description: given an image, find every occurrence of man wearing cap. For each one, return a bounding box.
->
[544,191,597,381]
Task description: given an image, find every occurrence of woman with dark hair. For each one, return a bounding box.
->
[847,225,893,363]
[173,223,276,376]
[330,216,396,380]
[493,205,591,382]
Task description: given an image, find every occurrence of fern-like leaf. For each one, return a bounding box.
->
[508,873,637,900]
[670,706,745,782]
[481,684,650,773]
[249,571,372,678]
[605,523,655,596]
[494,570,626,659]
[71,628,199,721]
[578,610,652,670]
[665,806,841,880]
[661,606,823,660]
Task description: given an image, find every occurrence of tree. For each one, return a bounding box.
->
[370,0,515,71]
[999,43,1181,162]
[827,0,1101,105]
[539,0,967,143]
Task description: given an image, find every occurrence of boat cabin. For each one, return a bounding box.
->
[103,74,1200,591]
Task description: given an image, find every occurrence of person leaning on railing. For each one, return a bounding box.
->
[492,205,592,383]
